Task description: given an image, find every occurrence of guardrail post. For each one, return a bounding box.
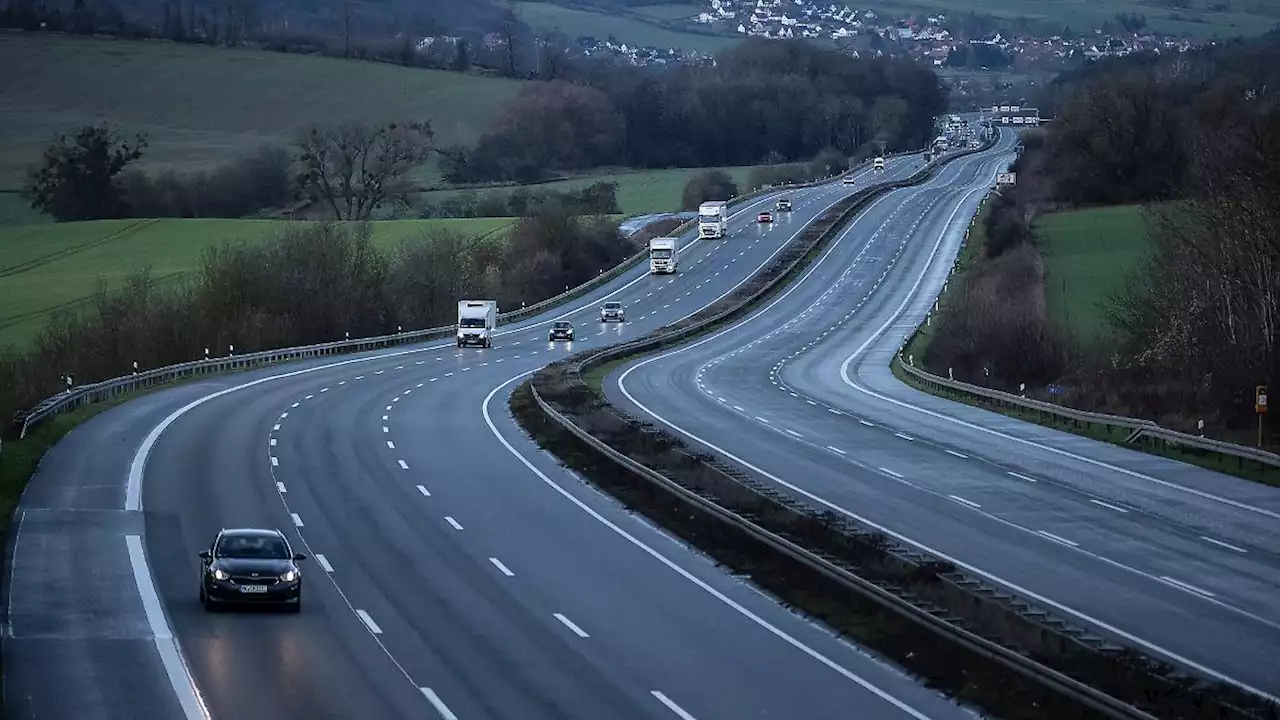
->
[204,348,210,360]
[132,361,138,375]
[229,344,234,356]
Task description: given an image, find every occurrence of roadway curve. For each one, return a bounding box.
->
[4,152,993,719]
[608,126,1280,702]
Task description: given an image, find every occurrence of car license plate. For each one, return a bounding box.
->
[240,584,268,593]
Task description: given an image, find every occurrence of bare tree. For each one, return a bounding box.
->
[295,120,434,221]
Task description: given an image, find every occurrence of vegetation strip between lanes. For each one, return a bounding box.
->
[515,139,1276,720]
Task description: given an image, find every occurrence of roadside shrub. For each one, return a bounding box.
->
[682,170,738,210]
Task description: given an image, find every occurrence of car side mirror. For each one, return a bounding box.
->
[198,550,211,561]
[293,553,307,561]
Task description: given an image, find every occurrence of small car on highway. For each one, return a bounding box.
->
[757,211,773,223]
[775,198,791,212]
[600,301,625,322]
[199,527,306,612]
[549,320,575,341]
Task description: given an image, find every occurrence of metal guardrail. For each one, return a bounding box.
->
[896,359,1280,470]
[526,132,1168,719]
[530,384,1157,720]
[11,152,901,441]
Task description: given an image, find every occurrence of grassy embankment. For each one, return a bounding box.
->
[897,202,1280,484]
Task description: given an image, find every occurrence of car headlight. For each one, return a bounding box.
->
[213,568,229,581]
[281,570,298,582]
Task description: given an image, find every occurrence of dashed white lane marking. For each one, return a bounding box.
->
[291,402,299,408]
[553,613,590,638]
[1008,471,1037,483]
[280,412,288,418]
[339,381,346,385]
[355,375,364,380]
[826,446,846,455]
[304,394,313,400]
[276,482,286,493]
[785,429,802,438]
[1038,531,1078,547]
[385,405,392,411]
[1200,536,1248,554]
[828,408,842,415]
[945,449,968,459]
[393,397,401,403]
[387,441,396,450]
[431,377,438,382]
[269,438,277,446]
[320,387,329,393]
[404,389,412,395]
[374,370,384,375]
[383,426,389,433]
[417,383,424,388]
[290,513,304,527]
[273,424,280,431]
[949,495,981,509]
[420,688,458,720]
[382,415,388,421]
[395,366,403,370]
[398,460,409,470]
[270,456,279,467]
[489,558,515,577]
[652,691,699,720]
[416,360,425,365]
[894,432,914,441]
[445,372,454,377]
[1160,576,1217,599]
[315,554,334,572]
[806,400,817,406]
[1090,499,1130,513]
[879,467,903,479]
[356,609,382,634]
[417,485,431,497]
[755,416,770,424]
[445,516,463,530]
[733,405,745,412]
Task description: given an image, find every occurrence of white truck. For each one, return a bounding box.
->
[698,201,728,239]
[457,300,497,347]
[649,237,677,274]
[873,156,885,171]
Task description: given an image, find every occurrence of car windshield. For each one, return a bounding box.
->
[459,317,487,328]
[604,303,621,309]
[216,535,289,559]
[652,249,672,258]
[554,322,571,328]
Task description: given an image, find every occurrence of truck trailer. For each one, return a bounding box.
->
[649,237,677,274]
[457,300,497,347]
[698,201,728,239]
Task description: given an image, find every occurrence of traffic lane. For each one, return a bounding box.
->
[143,375,432,720]
[268,378,664,720]
[605,361,1280,697]
[408,373,977,720]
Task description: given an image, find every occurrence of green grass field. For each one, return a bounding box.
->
[0,32,523,191]
[1035,204,1153,340]
[421,164,769,216]
[873,0,1276,40]
[515,2,739,53]
[0,217,516,349]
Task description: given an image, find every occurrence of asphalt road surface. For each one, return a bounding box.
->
[4,149,1002,719]
[608,127,1280,703]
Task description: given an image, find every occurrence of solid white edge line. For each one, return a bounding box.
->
[835,147,1280,528]
[879,467,903,479]
[1008,471,1037,483]
[1089,499,1129,513]
[356,609,383,634]
[315,553,334,572]
[125,535,210,720]
[1037,531,1078,548]
[553,612,590,637]
[948,494,980,509]
[651,690,699,720]
[480,371,932,720]
[420,687,458,720]
[1160,576,1218,599]
[945,449,968,459]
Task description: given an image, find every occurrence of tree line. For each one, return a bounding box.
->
[441,38,947,183]
[1,205,635,435]
[926,31,1280,441]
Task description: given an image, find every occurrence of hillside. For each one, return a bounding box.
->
[0,32,524,190]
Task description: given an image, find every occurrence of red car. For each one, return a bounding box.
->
[757,212,773,223]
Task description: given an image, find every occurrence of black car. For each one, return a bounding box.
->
[548,320,575,341]
[199,528,306,612]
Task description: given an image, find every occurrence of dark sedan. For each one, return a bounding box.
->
[199,528,306,612]
[548,320,575,341]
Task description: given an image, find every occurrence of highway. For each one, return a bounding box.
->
[4,150,995,719]
[607,126,1280,702]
